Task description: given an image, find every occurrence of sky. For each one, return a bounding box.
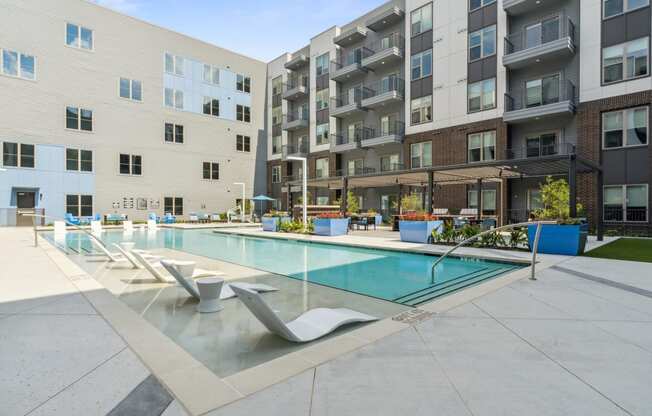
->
[93,0,384,62]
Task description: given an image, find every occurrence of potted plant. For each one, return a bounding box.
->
[261,210,291,232]
[399,213,443,244]
[367,209,383,226]
[313,212,350,236]
[528,177,588,255]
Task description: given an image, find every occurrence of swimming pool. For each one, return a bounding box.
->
[48,229,522,306]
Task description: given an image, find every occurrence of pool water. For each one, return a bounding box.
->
[48,229,522,306]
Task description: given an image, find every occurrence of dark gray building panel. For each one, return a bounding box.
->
[602,7,651,47]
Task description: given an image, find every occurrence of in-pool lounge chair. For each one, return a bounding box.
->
[65,213,81,226]
[131,251,221,283]
[160,260,278,300]
[230,285,378,343]
[112,244,162,269]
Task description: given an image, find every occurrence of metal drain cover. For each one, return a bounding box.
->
[392,309,434,324]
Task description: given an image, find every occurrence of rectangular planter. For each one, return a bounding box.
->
[374,214,383,226]
[399,220,444,244]
[262,216,291,232]
[527,224,587,256]
[313,218,350,236]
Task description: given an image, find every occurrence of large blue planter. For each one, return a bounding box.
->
[313,218,350,236]
[262,216,290,232]
[399,220,444,244]
[527,224,587,256]
[374,214,383,226]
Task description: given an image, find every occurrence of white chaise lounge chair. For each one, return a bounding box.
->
[230,285,378,343]
[160,260,278,300]
[91,220,103,235]
[123,220,134,232]
[111,244,162,269]
[131,251,221,283]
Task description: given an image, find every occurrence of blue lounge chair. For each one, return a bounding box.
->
[64,213,81,226]
[148,213,160,223]
[163,213,176,224]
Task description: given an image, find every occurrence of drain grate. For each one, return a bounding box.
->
[392,309,434,325]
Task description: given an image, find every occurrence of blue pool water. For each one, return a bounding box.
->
[47,229,522,306]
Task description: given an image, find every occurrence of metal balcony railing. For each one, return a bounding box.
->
[330,48,374,71]
[366,32,404,54]
[332,126,374,146]
[285,75,309,91]
[506,141,575,159]
[380,162,405,172]
[504,14,575,55]
[284,108,309,123]
[363,77,405,99]
[282,137,309,158]
[344,166,377,176]
[505,78,576,112]
[367,120,405,139]
[331,88,368,109]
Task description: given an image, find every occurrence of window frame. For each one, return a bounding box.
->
[469,0,497,13]
[271,165,281,183]
[66,194,94,218]
[65,23,94,51]
[236,134,251,152]
[164,123,184,144]
[2,142,35,169]
[316,123,330,145]
[1,48,36,80]
[525,131,559,157]
[411,95,433,125]
[119,78,143,101]
[315,53,330,76]
[468,189,497,212]
[203,97,220,117]
[236,74,251,93]
[65,106,93,132]
[603,0,650,20]
[469,25,497,62]
[603,184,649,222]
[65,148,93,172]
[411,49,433,81]
[315,158,329,178]
[602,37,650,85]
[468,78,496,113]
[467,131,496,163]
[202,162,220,181]
[602,106,649,149]
[118,153,143,176]
[410,141,432,169]
[163,197,184,216]
[236,104,251,122]
[411,3,433,37]
[164,88,184,110]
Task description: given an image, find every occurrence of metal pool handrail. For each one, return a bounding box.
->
[430,220,557,284]
[19,211,109,250]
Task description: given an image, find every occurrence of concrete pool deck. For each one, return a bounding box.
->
[1,226,650,415]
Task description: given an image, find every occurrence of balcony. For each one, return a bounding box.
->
[506,140,575,160]
[330,49,372,82]
[366,5,404,32]
[330,127,372,153]
[334,26,368,47]
[361,33,404,70]
[330,89,368,118]
[282,75,309,101]
[360,120,405,148]
[503,15,575,69]
[503,0,566,15]
[344,166,377,177]
[361,77,404,109]
[285,53,309,71]
[282,110,309,131]
[282,137,309,160]
[504,79,576,124]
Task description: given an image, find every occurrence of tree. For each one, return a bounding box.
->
[346,191,360,213]
[394,192,422,214]
[533,176,582,220]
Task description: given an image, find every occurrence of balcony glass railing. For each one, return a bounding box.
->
[285,75,309,91]
[506,141,575,159]
[363,77,405,99]
[505,78,576,112]
[284,108,309,123]
[282,137,309,158]
[366,33,404,54]
[367,120,405,139]
[331,48,374,71]
[331,87,371,108]
[332,126,374,145]
[504,14,575,55]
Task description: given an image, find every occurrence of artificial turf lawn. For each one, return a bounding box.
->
[584,238,652,263]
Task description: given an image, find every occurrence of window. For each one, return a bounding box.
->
[411,49,432,80]
[469,25,496,61]
[315,158,329,178]
[316,89,329,110]
[203,64,220,85]
[316,53,329,76]
[66,148,92,172]
[468,78,496,112]
[317,196,330,205]
[272,135,281,154]
[524,16,561,49]
[236,74,251,93]
[66,107,93,131]
[410,142,432,169]
[119,78,142,101]
[603,107,649,148]
[164,197,183,216]
[604,0,650,19]
[526,133,558,157]
[272,107,283,126]
[236,104,251,122]
[202,162,219,180]
[381,154,400,172]
[119,154,142,176]
[316,123,330,145]
[164,53,184,76]
[603,37,649,84]
[272,76,283,96]
[236,135,251,152]
[271,165,281,183]
[165,88,184,109]
[2,142,34,168]
[469,0,496,12]
[604,184,648,222]
[468,189,497,212]
[1,49,35,80]
[66,23,93,50]
[66,195,93,217]
[411,3,432,36]
[525,74,560,108]
[347,159,364,176]
[203,97,220,116]
[411,95,432,125]
[468,131,496,162]
[164,123,184,144]
[527,189,544,211]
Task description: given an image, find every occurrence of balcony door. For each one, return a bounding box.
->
[524,16,560,49]
[526,132,557,157]
[380,113,399,136]
[381,73,399,93]
[347,84,362,104]
[348,121,362,142]
[526,74,560,108]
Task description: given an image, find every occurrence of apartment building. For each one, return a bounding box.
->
[267,0,652,235]
[0,0,267,225]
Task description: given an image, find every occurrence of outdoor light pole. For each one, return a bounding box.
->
[233,182,246,222]
[287,156,307,229]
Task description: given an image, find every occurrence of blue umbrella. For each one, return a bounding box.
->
[251,195,275,219]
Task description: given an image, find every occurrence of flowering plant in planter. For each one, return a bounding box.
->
[263,210,290,218]
[401,213,439,221]
[317,212,345,219]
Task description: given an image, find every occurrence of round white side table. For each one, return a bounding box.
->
[196,277,224,313]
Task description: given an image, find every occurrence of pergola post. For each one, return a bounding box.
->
[477,178,483,220]
[426,171,434,214]
[341,176,348,214]
[569,153,577,218]
[397,184,403,214]
[597,170,604,241]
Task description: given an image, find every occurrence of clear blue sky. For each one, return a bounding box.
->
[93,0,384,62]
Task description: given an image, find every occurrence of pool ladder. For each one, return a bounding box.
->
[430,221,557,285]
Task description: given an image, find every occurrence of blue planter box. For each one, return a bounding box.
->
[262,216,291,232]
[399,220,444,244]
[374,215,383,226]
[527,224,587,256]
[313,218,349,236]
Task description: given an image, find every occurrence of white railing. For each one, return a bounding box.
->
[18,211,108,250]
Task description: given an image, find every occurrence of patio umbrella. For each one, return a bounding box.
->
[251,194,275,219]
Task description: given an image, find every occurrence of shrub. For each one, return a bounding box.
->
[508,227,527,249]
[533,176,583,222]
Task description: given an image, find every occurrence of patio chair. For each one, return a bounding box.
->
[87,235,129,263]
[230,285,378,343]
[163,213,176,224]
[160,261,278,300]
[64,213,81,226]
[459,208,478,218]
[131,251,221,283]
[198,213,209,223]
[54,221,67,235]
[432,208,449,216]
[210,213,221,222]
[148,213,160,223]
[188,213,199,223]
[112,244,163,269]
[90,220,102,235]
[147,219,158,230]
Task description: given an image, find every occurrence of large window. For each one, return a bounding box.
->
[527,189,544,211]
[203,64,220,85]
[380,154,401,172]
[469,25,496,61]
[526,133,557,157]
[604,184,648,222]
[347,159,364,176]
[119,78,142,101]
[2,142,34,168]
[272,135,281,154]
[603,107,649,148]
[469,0,496,12]
[202,162,219,180]
[271,165,281,183]
[411,49,432,80]
[236,135,251,152]
[410,142,432,169]
[119,154,142,176]
[468,189,497,212]
[1,48,35,80]
[604,0,650,19]
[411,3,432,36]
[66,148,92,172]
[164,53,184,76]
[66,23,93,50]
[411,95,432,125]
[468,131,496,162]
[525,74,560,108]
[272,76,283,96]
[203,97,220,116]
[164,88,184,109]
[316,89,329,110]
[164,123,184,144]
[164,197,183,216]
[66,107,93,131]
[603,37,649,84]
[524,16,561,50]
[316,123,330,145]
[315,158,329,178]
[468,78,496,112]
[66,195,93,217]
[236,105,251,122]
[316,53,329,76]
[236,74,251,93]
